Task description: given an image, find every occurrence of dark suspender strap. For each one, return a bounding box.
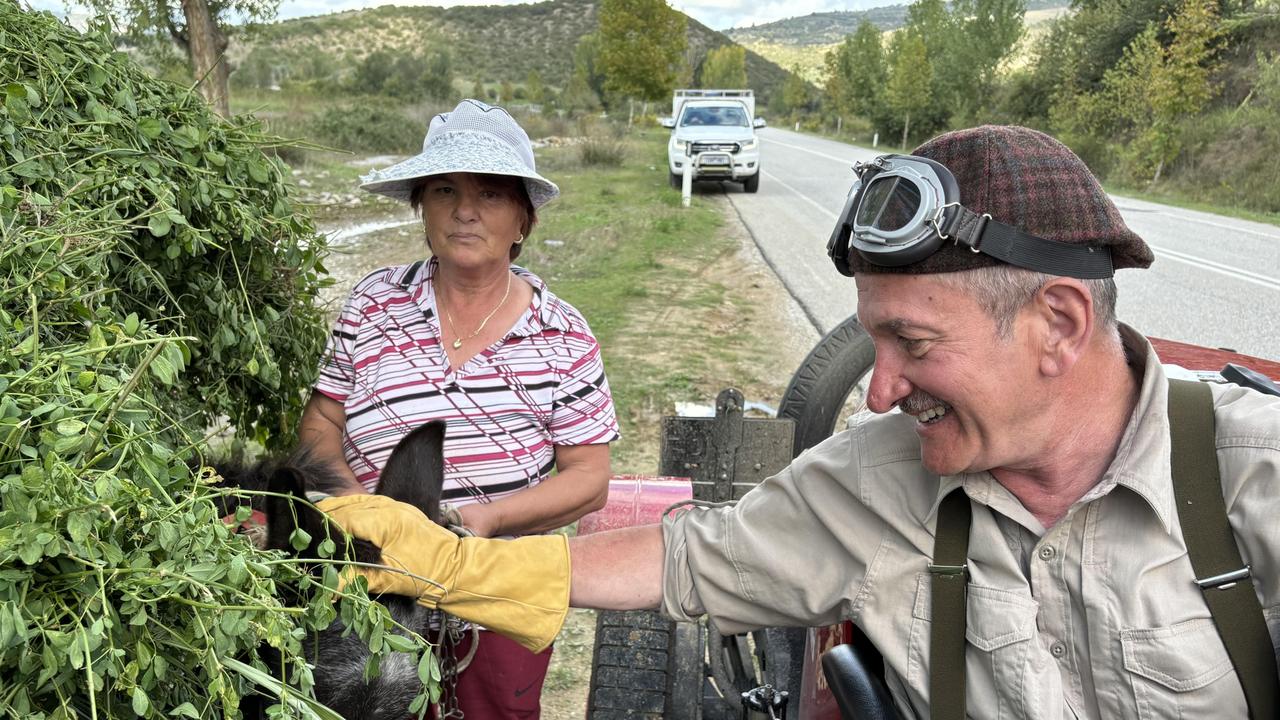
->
[929,488,971,720]
[1167,379,1279,719]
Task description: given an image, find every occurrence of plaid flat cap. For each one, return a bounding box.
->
[851,125,1153,275]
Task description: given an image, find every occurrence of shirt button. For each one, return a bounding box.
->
[1050,642,1067,658]
[1038,545,1056,561]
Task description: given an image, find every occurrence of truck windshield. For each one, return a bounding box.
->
[680,106,749,127]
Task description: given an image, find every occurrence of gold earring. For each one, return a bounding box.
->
[515,233,524,245]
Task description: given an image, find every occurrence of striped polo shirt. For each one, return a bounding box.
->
[315,257,619,505]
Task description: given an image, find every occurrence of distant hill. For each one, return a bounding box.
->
[232,0,804,105]
[725,0,1071,87]
[725,0,1070,46]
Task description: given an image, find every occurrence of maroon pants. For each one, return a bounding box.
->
[440,630,553,719]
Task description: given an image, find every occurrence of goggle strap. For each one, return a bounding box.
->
[947,206,1115,280]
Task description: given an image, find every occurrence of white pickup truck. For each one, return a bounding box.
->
[662,89,766,193]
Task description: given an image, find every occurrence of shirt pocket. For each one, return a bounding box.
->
[1121,617,1245,719]
[907,576,1045,718]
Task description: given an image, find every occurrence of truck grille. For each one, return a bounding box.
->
[691,141,740,154]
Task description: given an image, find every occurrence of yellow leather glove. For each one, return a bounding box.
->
[314,494,570,653]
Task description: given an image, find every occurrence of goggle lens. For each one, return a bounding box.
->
[855,176,923,233]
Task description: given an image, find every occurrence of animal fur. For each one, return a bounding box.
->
[215,421,448,720]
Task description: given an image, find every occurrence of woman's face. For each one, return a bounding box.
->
[419,173,527,271]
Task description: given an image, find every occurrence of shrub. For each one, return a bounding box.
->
[307,102,425,153]
[0,3,439,715]
[578,135,627,167]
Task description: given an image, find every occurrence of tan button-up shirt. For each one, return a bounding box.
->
[662,327,1280,719]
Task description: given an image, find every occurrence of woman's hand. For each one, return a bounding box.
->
[451,443,610,537]
[457,502,502,538]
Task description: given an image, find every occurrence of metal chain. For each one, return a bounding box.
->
[432,611,478,719]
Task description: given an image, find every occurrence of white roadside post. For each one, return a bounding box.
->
[681,148,694,207]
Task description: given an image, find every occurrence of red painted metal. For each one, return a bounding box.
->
[576,474,694,536]
[798,623,856,719]
[1149,336,1280,379]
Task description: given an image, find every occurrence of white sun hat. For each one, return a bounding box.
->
[359,99,560,208]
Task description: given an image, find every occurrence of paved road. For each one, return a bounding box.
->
[709,127,1280,361]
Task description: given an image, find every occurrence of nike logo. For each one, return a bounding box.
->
[513,679,539,697]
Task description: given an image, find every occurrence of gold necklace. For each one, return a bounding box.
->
[444,271,512,350]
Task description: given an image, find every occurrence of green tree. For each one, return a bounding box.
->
[948,0,1025,121]
[472,78,486,101]
[74,0,279,115]
[899,0,957,130]
[562,52,604,113]
[886,32,934,148]
[573,33,608,103]
[1099,0,1224,179]
[824,21,887,120]
[355,49,454,101]
[700,45,748,88]
[527,70,546,105]
[597,0,688,109]
[353,49,395,94]
[782,65,811,113]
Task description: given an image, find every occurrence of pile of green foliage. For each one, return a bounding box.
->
[0,2,439,715]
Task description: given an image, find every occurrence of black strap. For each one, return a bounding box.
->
[929,488,971,720]
[945,206,1115,280]
[1167,379,1279,719]
[927,381,1279,719]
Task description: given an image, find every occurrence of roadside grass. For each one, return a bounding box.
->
[527,128,747,473]
[1102,184,1280,227]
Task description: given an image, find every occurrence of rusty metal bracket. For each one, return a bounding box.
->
[660,388,794,503]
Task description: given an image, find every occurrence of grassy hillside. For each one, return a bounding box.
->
[231,0,803,105]
[724,0,1069,45]
[727,0,1071,89]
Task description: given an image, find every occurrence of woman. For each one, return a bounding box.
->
[299,99,619,718]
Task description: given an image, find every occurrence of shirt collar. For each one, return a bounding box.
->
[1103,324,1176,532]
[926,324,1176,534]
[399,257,573,337]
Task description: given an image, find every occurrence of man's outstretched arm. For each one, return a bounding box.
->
[317,497,670,652]
[569,525,665,610]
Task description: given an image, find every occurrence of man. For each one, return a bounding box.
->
[319,126,1280,718]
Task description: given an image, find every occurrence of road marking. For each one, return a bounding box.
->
[761,169,838,220]
[1160,212,1280,241]
[1150,245,1280,292]
[761,136,866,167]
[760,144,1279,294]
[760,170,1279,293]
[764,135,1280,243]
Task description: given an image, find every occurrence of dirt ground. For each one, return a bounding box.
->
[539,192,820,719]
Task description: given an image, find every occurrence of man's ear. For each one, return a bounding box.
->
[1033,278,1093,377]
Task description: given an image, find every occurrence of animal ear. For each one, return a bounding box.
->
[263,466,317,554]
[377,420,446,524]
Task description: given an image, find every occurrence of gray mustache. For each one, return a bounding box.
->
[899,392,946,416]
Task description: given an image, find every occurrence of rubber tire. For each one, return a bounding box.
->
[586,610,704,719]
[776,312,886,689]
[586,315,876,720]
[777,312,877,455]
[670,171,682,190]
[742,171,760,193]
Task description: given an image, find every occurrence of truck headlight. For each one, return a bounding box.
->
[739,139,758,151]
[671,139,688,153]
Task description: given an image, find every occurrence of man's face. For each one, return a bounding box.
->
[855,273,1045,476]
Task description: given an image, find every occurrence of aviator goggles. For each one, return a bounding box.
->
[826,154,1114,279]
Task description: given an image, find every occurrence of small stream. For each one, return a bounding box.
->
[315,213,427,308]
